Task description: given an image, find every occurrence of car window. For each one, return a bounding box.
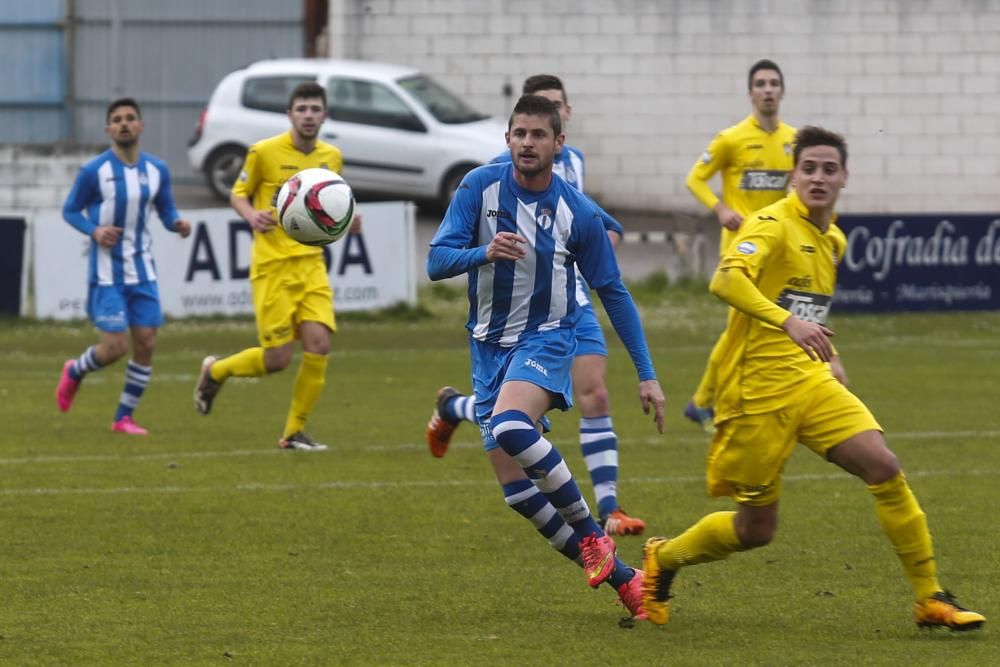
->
[398,74,489,124]
[326,77,426,132]
[242,76,316,113]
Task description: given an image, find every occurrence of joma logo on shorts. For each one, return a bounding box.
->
[740,170,789,191]
[524,358,549,376]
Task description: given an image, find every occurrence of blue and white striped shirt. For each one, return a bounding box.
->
[428,163,655,380]
[62,149,182,286]
[428,163,621,345]
[492,145,623,309]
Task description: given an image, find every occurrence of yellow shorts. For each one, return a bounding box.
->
[706,375,882,506]
[251,255,336,348]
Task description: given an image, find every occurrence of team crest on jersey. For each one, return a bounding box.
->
[537,207,554,231]
[138,173,148,186]
[784,143,792,154]
[737,241,757,255]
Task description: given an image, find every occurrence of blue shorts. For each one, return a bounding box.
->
[574,303,607,357]
[87,281,163,332]
[471,328,576,451]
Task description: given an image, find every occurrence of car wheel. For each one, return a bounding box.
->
[439,164,478,210]
[204,145,247,201]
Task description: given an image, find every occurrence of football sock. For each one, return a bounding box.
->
[579,416,619,518]
[503,479,580,562]
[492,409,603,537]
[70,345,103,382]
[283,351,327,438]
[210,347,266,382]
[692,331,728,408]
[658,511,744,569]
[868,472,941,601]
[443,394,476,423]
[113,361,151,421]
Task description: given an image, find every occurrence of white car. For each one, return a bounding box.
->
[188,58,508,207]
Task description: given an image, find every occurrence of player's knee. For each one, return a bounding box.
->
[264,347,293,372]
[575,383,609,416]
[103,337,129,361]
[866,447,901,485]
[737,524,775,549]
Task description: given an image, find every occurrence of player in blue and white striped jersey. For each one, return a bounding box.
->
[56,97,191,435]
[427,94,664,620]
[430,75,647,536]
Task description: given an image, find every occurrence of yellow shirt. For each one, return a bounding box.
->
[686,115,797,253]
[711,192,847,422]
[232,131,343,271]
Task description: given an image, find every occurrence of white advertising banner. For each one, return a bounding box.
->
[32,201,417,320]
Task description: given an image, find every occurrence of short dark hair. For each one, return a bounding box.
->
[522,74,566,98]
[106,97,141,122]
[288,82,327,110]
[748,59,784,91]
[508,95,562,136]
[793,126,848,168]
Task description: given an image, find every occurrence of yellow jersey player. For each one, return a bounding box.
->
[641,126,985,633]
[193,81,349,451]
[684,59,797,433]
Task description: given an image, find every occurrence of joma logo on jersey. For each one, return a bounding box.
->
[740,170,790,191]
[486,209,512,220]
[788,275,813,289]
[777,289,831,325]
[524,358,549,376]
[800,244,816,254]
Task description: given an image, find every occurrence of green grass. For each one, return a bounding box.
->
[0,287,997,665]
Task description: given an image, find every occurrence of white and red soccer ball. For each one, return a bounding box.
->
[276,168,355,246]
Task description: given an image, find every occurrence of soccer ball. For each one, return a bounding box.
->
[276,168,355,246]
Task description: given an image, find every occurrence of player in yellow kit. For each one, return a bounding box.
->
[641,126,985,632]
[193,82,348,450]
[684,59,797,433]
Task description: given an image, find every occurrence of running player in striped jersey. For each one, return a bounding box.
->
[56,97,191,434]
[428,94,665,620]
[683,59,798,434]
[427,75,647,537]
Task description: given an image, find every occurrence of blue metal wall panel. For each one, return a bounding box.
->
[0,0,66,142]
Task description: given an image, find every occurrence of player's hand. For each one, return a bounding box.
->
[348,213,363,235]
[782,316,835,362]
[829,355,849,386]
[173,219,192,238]
[486,231,527,262]
[92,225,122,248]
[248,209,277,233]
[638,379,666,434]
[715,205,743,231]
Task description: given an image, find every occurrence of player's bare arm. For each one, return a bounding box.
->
[782,315,835,362]
[230,192,276,233]
[486,231,527,262]
[92,225,122,248]
[173,219,192,238]
[638,379,666,434]
[713,202,744,231]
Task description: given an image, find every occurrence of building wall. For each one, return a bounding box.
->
[330,0,1000,214]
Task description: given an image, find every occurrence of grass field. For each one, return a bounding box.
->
[0,281,997,665]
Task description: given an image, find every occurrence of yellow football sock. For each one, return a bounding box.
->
[868,472,940,601]
[210,347,267,382]
[658,511,744,570]
[283,351,328,438]
[692,332,727,407]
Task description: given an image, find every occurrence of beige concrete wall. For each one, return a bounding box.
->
[330,0,1000,214]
